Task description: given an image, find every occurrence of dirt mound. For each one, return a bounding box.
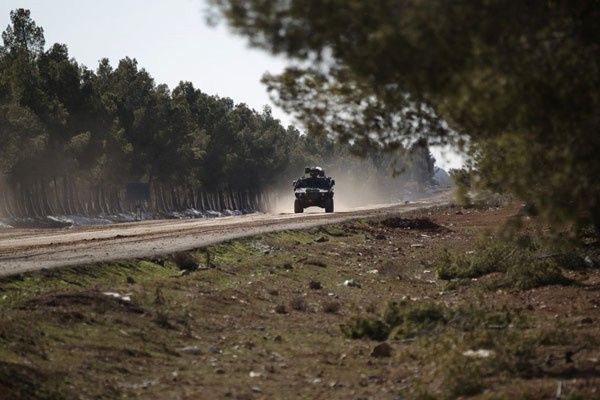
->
[0,361,64,399]
[380,217,444,230]
[19,291,140,315]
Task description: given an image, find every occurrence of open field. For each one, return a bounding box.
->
[0,201,599,399]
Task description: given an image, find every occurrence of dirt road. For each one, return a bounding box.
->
[0,192,452,276]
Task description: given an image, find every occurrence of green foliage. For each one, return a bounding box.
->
[436,234,587,290]
[439,352,488,398]
[341,300,447,341]
[449,168,471,206]
[341,298,528,344]
[495,262,571,291]
[0,8,439,217]
[1,9,45,58]
[340,316,389,341]
[210,0,600,235]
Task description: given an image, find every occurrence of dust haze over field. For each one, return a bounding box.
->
[266,166,415,214]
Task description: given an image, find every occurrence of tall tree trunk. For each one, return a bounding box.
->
[1,189,14,218]
[208,192,216,211]
[54,178,66,215]
[189,187,197,209]
[171,187,179,211]
[14,184,24,218]
[199,189,208,211]
[73,182,85,215]
[40,178,54,215]
[66,176,75,215]
[27,184,40,217]
[228,187,236,210]
[159,186,168,213]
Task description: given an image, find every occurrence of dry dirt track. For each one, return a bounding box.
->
[0,192,452,276]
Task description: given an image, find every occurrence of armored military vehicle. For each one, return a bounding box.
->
[293,167,335,213]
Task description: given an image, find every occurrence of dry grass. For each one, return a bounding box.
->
[0,204,598,399]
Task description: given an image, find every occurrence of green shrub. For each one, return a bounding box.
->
[436,234,582,290]
[340,316,389,341]
[342,300,447,340]
[493,262,572,290]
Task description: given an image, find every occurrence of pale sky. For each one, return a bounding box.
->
[0,0,463,169]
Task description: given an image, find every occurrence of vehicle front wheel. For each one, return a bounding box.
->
[294,199,304,213]
[325,198,334,213]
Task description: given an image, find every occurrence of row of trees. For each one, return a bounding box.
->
[0,9,436,219]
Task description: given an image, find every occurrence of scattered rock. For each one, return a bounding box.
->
[566,350,574,363]
[381,217,443,230]
[343,279,362,288]
[180,346,203,355]
[127,305,145,314]
[309,280,322,290]
[410,243,425,249]
[375,234,387,240]
[315,236,329,243]
[463,349,494,358]
[150,257,165,266]
[249,371,262,378]
[371,342,393,358]
[103,292,131,302]
[304,259,327,268]
[275,304,287,314]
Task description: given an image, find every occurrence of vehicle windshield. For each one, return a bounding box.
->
[296,177,331,189]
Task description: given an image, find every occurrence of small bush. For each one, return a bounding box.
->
[436,234,580,290]
[440,352,487,398]
[340,317,390,341]
[323,301,340,314]
[342,300,526,343]
[290,297,307,311]
[341,300,447,341]
[378,261,404,277]
[449,304,522,332]
[274,304,287,314]
[492,262,572,290]
[385,300,447,339]
[436,239,513,281]
[173,252,198,271]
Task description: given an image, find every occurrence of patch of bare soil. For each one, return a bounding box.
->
[0,202,598,399]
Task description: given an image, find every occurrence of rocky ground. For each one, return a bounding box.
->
[0,202,598,399]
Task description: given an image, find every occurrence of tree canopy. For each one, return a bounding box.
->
[209,0,600,232]
[0,8,437,219]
